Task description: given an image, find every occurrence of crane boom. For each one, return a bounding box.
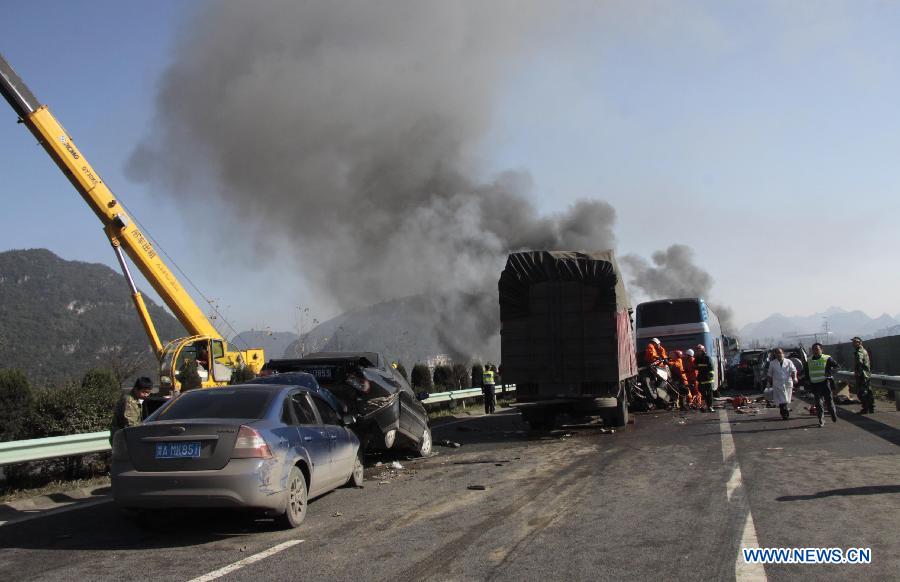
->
[0,53,219,347]
[0,53,265,388]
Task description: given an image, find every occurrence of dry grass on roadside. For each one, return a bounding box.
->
[0,475,110,504]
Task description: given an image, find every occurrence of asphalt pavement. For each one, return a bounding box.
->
[0,399,897,581]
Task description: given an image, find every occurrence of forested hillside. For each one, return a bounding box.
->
[0,249,183,385]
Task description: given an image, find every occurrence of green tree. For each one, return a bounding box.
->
[0,369,33,441]
[432,365,454,390]
[471,362,484,388]
[179,358,202,391]
[452,363,471,389]
[410,363,433,392]
[229,364,257,385]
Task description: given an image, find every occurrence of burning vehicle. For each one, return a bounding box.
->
[262,352,432,456]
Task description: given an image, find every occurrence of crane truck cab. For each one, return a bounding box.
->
[159,337,265,392]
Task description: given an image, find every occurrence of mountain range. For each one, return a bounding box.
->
[739,306,899,345]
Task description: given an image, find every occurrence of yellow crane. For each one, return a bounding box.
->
[0,53,264,390]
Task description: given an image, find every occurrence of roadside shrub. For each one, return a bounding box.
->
[432,365,454,390]
[229,364,256,385]
[179,359,202,391]
[452,363,471,389]
[410,364,433,392]
[471,362,484,388]
[0,369,33,441]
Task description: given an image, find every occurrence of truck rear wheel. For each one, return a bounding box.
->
[593,397,618,409]
[610,397,629,427]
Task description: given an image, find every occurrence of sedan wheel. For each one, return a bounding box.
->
[417,427,433,457]
[347,452,364,487]
[277,466,308,529]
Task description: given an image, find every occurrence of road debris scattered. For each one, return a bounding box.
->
[467,485,487,491]
[436,439,462,448]
[390,461,403,470]
[332,511,343,517]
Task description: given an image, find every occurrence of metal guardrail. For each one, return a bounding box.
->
[422,385,516,405]
[0,431,111,466]
[0,386,517,466]
[835,371,900,411]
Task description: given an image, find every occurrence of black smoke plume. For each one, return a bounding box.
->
[128,1,615,360]
[621,244,735,333]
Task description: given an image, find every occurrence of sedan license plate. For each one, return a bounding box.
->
[155,442,201,459]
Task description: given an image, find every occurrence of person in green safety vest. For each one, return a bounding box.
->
[805,342,840,427]
[482,364,497,414]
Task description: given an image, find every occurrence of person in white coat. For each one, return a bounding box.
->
[767,348,798,419]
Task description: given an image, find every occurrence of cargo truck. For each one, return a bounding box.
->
[499,251,638,430]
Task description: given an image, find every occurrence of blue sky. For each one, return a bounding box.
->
[1,1,899,335]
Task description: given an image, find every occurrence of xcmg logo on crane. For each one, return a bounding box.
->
[58,134,80,159]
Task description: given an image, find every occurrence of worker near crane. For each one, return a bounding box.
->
[683,349,702,408]
[482,364,497,414]
[644,338,667,367]
[806,342,839,427]
[109,377,152,444]
[852,336,874,414]
[694,344,716,413]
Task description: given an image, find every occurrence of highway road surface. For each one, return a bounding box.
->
[1,398,898,581]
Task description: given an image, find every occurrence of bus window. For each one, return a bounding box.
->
[636,301,702,327]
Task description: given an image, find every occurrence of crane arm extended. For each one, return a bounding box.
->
[0,53,220,348]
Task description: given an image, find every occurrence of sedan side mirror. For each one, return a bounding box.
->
[342,414,356,426]
[417,391,430,401]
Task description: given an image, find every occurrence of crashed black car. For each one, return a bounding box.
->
[262,352,432,456]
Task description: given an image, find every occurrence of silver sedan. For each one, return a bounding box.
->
[111,383,363,528]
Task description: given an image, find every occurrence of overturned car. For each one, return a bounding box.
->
[262,352,432,456]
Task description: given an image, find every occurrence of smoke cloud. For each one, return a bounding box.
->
[128,1,615,360]
[621,244,735,333]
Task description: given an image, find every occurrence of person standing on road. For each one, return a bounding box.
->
[482,364,496,414]
[669,350,688,410]
[109,377,153,444]
[806,343,839,427]
[683,349,702,409]
[694,344,716,413]
[767,348,797,420]
[852,336,874,414]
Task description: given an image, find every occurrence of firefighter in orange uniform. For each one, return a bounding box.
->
[669,350,688,410]
[644,338,668,367]
[682,349,702,408]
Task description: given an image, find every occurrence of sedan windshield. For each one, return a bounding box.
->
[157,389,273,420]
